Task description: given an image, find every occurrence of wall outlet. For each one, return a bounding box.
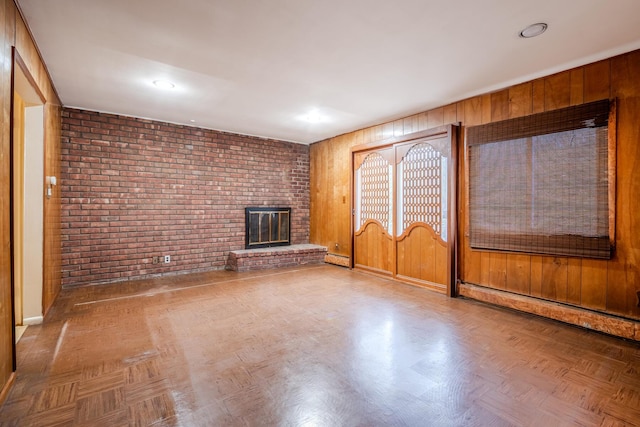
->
[152,256,159,264]
[164,255,170,263]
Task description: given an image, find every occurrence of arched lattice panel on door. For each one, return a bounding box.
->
[398,142,446,239]
[354,151,392,234]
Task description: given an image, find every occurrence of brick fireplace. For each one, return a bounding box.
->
[245,207,291,249]
[226,206,326,272]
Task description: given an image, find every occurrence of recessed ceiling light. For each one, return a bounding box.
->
[519,23,548,38]
[152,80,175,89]
[299,109,326,123]
[189,119,196,123]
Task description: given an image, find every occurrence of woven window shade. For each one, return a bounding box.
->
[467,99,612,259]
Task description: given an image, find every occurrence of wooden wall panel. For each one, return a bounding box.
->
[0,0,15,402]
[508,82,532,118]
[488,255,507,290]
[540,258,568,302]
[1,0,62,401]
[584,60,611,102]
[443,104,457,125]
[417,112,428,132]
[581,260,608,311]
[532,78,545,113]
[427,108,444,129]
[490,89,509,121]
[530,256,543,298]
[460,97,481,285]
[393,119,403,138]
[610,50,640,317]
[505,254,530,295]
[567,259,582,306]
[12,93,24,325]
[569,68,584,106]
[43,102,61,313]
[310,49,640,326]
[544,71,571,110]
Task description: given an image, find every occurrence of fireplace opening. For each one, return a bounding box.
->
[245,207,291,249]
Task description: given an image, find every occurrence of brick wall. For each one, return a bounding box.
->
[61,108,310,286]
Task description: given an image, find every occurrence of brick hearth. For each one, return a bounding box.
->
[226,244,327,272]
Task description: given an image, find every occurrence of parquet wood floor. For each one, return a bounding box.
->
[1,265,639,426]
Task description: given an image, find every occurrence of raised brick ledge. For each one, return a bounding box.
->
[226,244,327,272]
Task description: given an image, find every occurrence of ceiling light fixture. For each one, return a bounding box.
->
[299,109,326,123]
[152,80,175,89]
[519,23,548,38]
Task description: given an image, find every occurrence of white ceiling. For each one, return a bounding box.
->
[17,0,640,144]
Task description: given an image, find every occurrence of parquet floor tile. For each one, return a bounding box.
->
[1,265,639,426]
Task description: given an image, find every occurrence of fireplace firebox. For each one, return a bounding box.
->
[245,207,291,249]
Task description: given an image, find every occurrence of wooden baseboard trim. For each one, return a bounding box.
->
[324,254,350,267]
[0,372,16,406]
[396,274,446,294]
[459,282,640,341]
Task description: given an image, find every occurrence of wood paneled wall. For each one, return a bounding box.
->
[310,50,640,323]
[0,0,61,402]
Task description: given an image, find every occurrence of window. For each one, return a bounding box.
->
[467,99,614,259]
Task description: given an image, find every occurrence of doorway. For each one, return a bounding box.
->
[12,50,46,342]
[352,125,458,295]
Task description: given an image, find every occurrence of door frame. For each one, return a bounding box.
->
[10,48,47,367]
[350,125,459,297]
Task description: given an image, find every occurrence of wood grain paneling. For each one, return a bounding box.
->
[43,102,62,313]
[1,0,62,402]
[610,50,640,317]
[541,257,568,302]
[1,0,15,402]
[544,71,571,110]
[508,82,532,119]
[443,103,457,125]
[567,258,582,306]
[12,92,24,325]
[570,68,584,106]
[427,108,444,129]
[505,254,530,294]
[490,89,509,121]
[310,135,351,258]
[460,97,482,285]
[532,78,545,113]
[530,256,543,298]
[488,254,507,290]
[310,49,640,333]
[584,60,611,102]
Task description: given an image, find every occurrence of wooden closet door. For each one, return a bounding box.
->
[395,137,450,292]
[351,125,457,295]
[353,148,394,275]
